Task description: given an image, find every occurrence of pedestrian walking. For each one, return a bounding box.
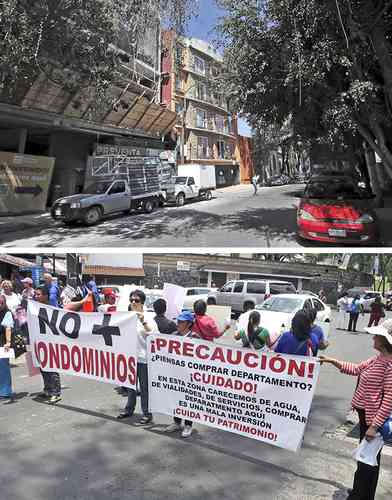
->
[337,293,350,330]
[320,319,392,500]
[252,173,260,195]
[234,310,271,350]
[153,298,177,334]
[192,299,222,341]
[368,296,385,328]
[318,289,327,304]
[275,310,319,356]
[164,310,195,438]
[117,290,158,423]
[348,295,363,332]
[0,294,14,400]
[34,285,62,404]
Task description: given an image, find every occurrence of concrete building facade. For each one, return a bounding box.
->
[161,31,241,187]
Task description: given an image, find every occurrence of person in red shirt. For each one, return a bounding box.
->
[320,319,392,500]
[191,299,221,342]
[98,290,117,313]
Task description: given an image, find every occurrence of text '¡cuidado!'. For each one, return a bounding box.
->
[150,338,316,380]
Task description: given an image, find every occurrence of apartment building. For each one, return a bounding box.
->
[162,31,240,187]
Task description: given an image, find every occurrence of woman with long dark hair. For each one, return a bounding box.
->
[275,310,319,356]
[234,310,271,349]
[0,294,14,400]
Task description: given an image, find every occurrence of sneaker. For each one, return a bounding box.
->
[181,425,193,438]
[139,415,153,425]
[165,423,182,433]
[47,395,61,404]
[117,412,134,420]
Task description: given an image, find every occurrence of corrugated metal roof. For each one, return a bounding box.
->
[84,266,145,277]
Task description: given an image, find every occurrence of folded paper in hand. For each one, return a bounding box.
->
[352,435,384,467]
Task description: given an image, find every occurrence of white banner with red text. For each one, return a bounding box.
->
[27,301,138,389]
[147,335,320,452]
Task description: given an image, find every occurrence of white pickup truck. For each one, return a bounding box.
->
[169,164,217,207]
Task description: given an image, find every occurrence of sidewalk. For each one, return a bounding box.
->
[0,211,51,234]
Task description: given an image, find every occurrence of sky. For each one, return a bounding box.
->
[186,0,252,137]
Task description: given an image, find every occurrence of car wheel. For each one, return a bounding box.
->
[206,190,213,201]
[143,200,155,214]
[83,206,102,226]
[176,193,185,207]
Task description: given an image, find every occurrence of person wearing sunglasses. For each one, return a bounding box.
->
[117,290,158,423]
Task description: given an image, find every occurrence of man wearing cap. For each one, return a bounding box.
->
[320,319,392,500]
[21,277,35,301]
[164,310,195,438]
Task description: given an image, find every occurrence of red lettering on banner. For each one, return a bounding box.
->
[37,341,48,368]
[60,344,70,369]
[168,340,181,355]
[270,356,286,373]
[195,344,209,359]
[48,343,60,368]
[307,363,315,378]
[287,359,306,377]
[82,347,94,374]
[155,338,167,351]
[71,345,82,372]
[111,353,116,380]
[100,351,111,379]
[226,349,242,365]
[94,349,99,377]
[117,354,127,383]
[182,341,194,357]
[128,356,136,385]
[210,347,225,363]
[243,352,258,368]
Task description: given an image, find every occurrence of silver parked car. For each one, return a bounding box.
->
[208,279,297,314]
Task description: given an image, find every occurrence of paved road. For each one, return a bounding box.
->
[2,311,391,500]
[0,184,306,248]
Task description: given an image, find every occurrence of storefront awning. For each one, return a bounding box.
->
[84,266,145,277]
[0,254,67,276]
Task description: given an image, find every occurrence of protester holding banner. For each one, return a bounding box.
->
[0,294,14,399]
[234,310,271,350]
[275,310,319,357]
[164,310,195,437]
[192,300,222,342]
[320,319,392,500]
[117,290,158,423]
[306,308,329,351]
[153,299,177,334]
[0,280,21,313]
[98,289,117,314]
[34,285,62,403]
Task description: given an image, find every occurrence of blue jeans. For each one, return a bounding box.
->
[0,358,12,397]
[124,362,151,417]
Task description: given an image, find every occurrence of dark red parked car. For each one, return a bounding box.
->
[297,175,380,245]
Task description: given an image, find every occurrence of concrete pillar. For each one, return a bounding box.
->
[297,278,303,292]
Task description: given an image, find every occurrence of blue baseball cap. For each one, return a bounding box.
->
[177,310,194,322]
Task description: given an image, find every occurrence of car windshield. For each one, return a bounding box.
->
[176,177,187,185]
[83,182,112,194]
[258,297,304,313]
[304,177,373,199]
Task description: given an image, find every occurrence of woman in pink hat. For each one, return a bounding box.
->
[320,319,392,500]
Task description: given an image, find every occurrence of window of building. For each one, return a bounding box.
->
[175,102,183,114]
[193,55,206,75]
[215,115,224,132]
[175,76,183,90]
[217,140,225,159]
[197,136,209,158]
[196,109,206,128]
[196,82,207,101]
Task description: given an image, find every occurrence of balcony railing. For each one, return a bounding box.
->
[189,91,227,110]
[189,118,233,136]
[187,144,234,161]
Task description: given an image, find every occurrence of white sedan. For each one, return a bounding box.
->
[183,287,217,310]
[254,294,331,343]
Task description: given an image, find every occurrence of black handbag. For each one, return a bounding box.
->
[11,331,27,359]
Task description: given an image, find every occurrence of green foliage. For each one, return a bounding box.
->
[217,0,392,169]
[0,0,195,107]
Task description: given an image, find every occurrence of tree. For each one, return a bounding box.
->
[0,0,195,112]
[217,0,392,185]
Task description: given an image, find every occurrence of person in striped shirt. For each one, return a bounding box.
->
[320,319,392,500]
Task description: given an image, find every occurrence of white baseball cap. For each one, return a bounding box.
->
[366,319,392,346]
